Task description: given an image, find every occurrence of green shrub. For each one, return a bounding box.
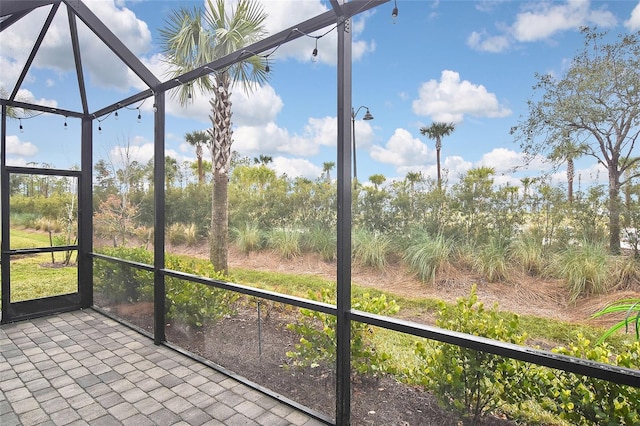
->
[531,336,640,425]
[286,289,399,376]
[165,256,238,328]
[93,247,154,304]
[267,227,301,259]
[403,232,452,284]
[232,222,264,254]
[353,228,391,270]
[413,285,528,424]
[549,241,611,302]
[93,247,238,328]
[303,225,336,262]
[474,237,510,282]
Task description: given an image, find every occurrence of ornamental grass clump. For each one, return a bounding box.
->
[474,237,510,282]
[352,228,391,270]
[267,227,301,259]
[303,225,336,262]
[232,222,263,254]
[402,232,453,284]
[549,240,611,302]
[511,228,546,276]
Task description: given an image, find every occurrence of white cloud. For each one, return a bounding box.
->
[626,2,640,31]
[271,156,322,179]
[6,135,38,156]
[0,0,152,93]
[109,140,181,166]
[469,1,619,54]
[467,31,511,53]
[412,70,511,123]
[512,0,616,42]
[370,128,431,167]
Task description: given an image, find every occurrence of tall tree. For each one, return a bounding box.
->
[549,132,586,204]
[322,161,335,182]
[512,28,640,254]
[160,0,268,273]
[185,130,209,184]
[420,122,455,190]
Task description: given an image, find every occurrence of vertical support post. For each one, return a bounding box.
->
[79,116,93,307]
[154,91,166,344]
[1,105,10,323]
[335,11,353,426]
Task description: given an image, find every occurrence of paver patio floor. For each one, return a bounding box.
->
[0,309,325,426]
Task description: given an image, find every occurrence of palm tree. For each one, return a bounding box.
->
[1,87,36,120]
[549,132,584,204]
[420,122,455,190]
[184,130,209,184]
[322,161,335,182]
[160,0,268,274]
[253,154,273,165]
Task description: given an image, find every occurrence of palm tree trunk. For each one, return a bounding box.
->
[196,144,204,184]
[210,171,229,274]
[436,147,442,191]
[208,74,233,273]
[567,157,574,204]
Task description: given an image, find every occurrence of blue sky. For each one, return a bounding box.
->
[2,0,640,188]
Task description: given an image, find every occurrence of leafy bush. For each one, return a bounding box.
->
[93,247,154,304]
[267,228,301,259]
[94,247,238,328]
[232,222,264,254]
[413,285,528,424]
[352,228,391,270]
[549,241,611,302]
[531,336,640,425]
[403,231,452,284]
[286,289,399,376]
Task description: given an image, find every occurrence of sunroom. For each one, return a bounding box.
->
[2,1,639,425]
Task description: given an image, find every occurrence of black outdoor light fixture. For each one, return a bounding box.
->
[392,0,398,23]
[351,106,374,181]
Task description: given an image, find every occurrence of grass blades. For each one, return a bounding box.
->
[303,225,336,262]
[232,222,264,254]
[549,241,611,302]
[403,232,452,284]
[511,229,546,275]
[267,228,301,259]
[352,228,391,270]
[474,237,510,282]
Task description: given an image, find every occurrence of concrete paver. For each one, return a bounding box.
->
[1,310,324,425]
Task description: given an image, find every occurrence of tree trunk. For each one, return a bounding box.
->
[208,73,233,274]
[436,147,442,191]
[210,171,229,274]
[608,169,621,255]
[196,144,203,184]
[567,157,574,204]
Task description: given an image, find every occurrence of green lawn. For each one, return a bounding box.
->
[1,229,77,302]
